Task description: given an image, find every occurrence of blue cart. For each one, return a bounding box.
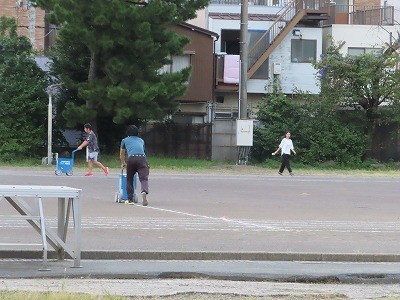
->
[55,149,78,176]
[115,167,138,203]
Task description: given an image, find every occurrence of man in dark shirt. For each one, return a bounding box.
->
[77,123,109,176]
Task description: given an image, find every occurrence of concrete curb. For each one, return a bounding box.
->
[1,250,400,262]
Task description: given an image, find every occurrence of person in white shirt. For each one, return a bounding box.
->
[272,131,297,176]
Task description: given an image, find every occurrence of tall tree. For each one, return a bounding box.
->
[37,0,210,132]
[314,40,400,149]
[0,16,49,160]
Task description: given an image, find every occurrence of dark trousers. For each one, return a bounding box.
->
[279,154,292,173]
[126,156,149,200]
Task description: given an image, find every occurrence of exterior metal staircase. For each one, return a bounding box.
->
[247,0,329,78]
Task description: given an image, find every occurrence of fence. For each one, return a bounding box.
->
[325,5,394,25]
[369,122,400,162]
[141,123,212,160]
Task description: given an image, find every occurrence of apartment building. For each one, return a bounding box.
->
[186,0,396,160]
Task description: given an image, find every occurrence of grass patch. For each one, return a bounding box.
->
[0,158,45,167]
[147,156,220,170]
[0,154,399,177]
[0,154,222,171]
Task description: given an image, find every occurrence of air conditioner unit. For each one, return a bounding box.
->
[272,62,282,75]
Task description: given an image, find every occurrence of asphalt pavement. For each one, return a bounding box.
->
[0,167,399,282]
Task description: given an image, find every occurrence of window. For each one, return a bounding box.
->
[215,111,238,119]
[173,115,204,124]
[291,39,317,63]
[248,30,269,79]
[171,55,191,73]
[348,47,381,56]
[158,53,193,82]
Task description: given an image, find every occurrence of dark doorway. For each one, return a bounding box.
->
[221,29,240,55]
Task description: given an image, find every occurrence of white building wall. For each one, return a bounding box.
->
[211,17,323,94]
[205,0,328,95]
[249,27,323,94]
[323,24,397,54]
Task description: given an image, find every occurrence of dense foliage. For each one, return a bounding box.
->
[0,17,49,160]
[254,40,400,165]
[36,0,210,139]
[252,84,367,166]
[313,40,400,150]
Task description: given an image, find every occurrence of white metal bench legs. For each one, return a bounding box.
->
[0,185,82,270]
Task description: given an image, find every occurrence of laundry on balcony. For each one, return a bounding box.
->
[223,55,240,84]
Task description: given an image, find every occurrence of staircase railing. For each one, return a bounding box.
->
[248,0,302,71]
[247,0,330,77]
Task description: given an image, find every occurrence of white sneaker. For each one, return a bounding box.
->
[141,192,148,206]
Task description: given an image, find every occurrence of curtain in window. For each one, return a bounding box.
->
[172,55,191,73]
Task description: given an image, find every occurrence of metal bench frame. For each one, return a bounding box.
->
[0,185,82,270]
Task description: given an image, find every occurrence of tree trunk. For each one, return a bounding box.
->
[366,107,378,159]
[87,50,99,133]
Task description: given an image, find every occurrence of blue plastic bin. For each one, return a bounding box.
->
[116,168,138,203]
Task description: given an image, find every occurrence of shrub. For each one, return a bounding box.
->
[252,84,367,166]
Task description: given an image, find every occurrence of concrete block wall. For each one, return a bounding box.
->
[212,119,237,162]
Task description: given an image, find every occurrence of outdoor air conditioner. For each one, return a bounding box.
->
[272,62,282,75]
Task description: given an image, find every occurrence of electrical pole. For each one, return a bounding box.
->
[46,84,60,165]
[239,0,248,120]
[47,92,52,165]
[236,0,252,165]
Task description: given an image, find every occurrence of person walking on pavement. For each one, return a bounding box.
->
[119,125,149,206]
[272,131,296,176]
[77,123,109,177]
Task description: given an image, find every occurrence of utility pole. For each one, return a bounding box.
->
[239,0,248,120]
[236,0,253,165]
[45,84,60,165]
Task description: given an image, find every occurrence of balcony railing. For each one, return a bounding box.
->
[325,5,394,25]
[210,0,285,6]
[303,0,330,11]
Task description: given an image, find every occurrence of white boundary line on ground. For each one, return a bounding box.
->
[134,205,277,230]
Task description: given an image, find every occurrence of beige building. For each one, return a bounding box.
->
[0,0,47,51]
